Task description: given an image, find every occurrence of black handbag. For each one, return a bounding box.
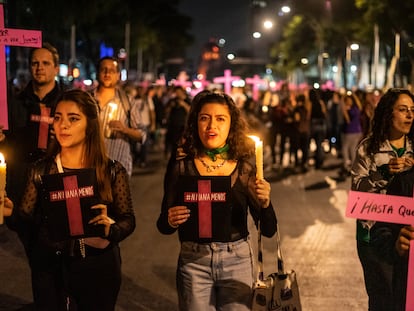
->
[252,225,302,311]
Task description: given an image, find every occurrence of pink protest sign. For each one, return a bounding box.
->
[213,69,240,95]
[0,4,42,130]
[346,190,414,311]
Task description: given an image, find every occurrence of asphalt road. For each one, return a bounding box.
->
[0,149,368,311]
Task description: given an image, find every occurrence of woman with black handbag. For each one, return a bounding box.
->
[157,90,277,311]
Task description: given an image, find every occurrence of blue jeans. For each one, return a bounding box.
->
[177,238,254,311]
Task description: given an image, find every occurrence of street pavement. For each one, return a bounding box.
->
[0,147,368,311]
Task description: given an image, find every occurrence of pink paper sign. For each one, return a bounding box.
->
[0,4,42,130]
[346,190,414,311]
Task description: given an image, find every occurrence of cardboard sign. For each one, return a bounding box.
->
[40,169,104,241]
[346,190,414,311]
[0,4,42,129]
[176,175,232,242]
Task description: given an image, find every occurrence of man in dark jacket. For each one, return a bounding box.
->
[1,42,61,202]
[0,43,62,251]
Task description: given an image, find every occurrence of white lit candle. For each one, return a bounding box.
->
[0,152,6,224]
[248,135,264,180]
[108,102,118,121]
[395,33,400,59]
[105,102,118,138]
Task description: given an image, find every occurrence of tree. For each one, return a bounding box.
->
[269,1,414,89]
[7,0,194,79]
[268,1,364,85]
[356,0,414,86]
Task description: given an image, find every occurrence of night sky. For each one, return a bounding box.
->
[178,0,252,62]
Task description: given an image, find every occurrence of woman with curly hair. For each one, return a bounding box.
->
[157,90,277,311]
[351,88,414,311]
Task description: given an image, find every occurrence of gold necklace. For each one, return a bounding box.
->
[198,157,227,172]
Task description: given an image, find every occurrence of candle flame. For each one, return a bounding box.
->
[248,135,261,143]
[108,102,118,111]
[0,152,4,164]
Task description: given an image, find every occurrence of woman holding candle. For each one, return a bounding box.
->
[3,89,135,311]
[157,90,277,311]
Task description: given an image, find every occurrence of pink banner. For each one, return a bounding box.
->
[346,190,414,311]
[0,4,42,130]
[346,190,414,223]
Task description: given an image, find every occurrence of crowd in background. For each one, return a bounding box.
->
[4,51,390,177]
[104,79,386,178]
[1,43,413,310]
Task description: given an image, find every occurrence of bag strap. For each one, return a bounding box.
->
[256,222,284,283]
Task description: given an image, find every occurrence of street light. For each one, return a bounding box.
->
[252,32,262,39]
[346,43,360,88]
[350,43,360,51]
[263,20,273,30]
[280,5,291,15]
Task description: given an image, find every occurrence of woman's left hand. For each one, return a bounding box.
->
[395,225,414,257]
[1,196,13,217]
[89,204,115,237]
[256,179,271,208]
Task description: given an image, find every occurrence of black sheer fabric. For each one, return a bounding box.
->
[157,156,277,240]
[11,158,135,255]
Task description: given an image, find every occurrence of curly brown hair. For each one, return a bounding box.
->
[180,90,254,160]
[367,88,414,154]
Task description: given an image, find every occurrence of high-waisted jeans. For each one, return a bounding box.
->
[177,238,254,311]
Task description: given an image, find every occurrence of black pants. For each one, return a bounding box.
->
[67,245,122,311]
[357,240,394,311]
[31,245,121,311]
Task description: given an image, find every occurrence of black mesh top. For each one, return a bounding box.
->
[12,158,135,253]
[157,156,277,241]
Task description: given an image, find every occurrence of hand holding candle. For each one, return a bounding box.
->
[104,102,118,138]
[0,152,6,224]
[108,102,118,121]
[248,135,264,180]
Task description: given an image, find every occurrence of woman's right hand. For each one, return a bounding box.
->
[168,205,190,228]
[1,196,14,217]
